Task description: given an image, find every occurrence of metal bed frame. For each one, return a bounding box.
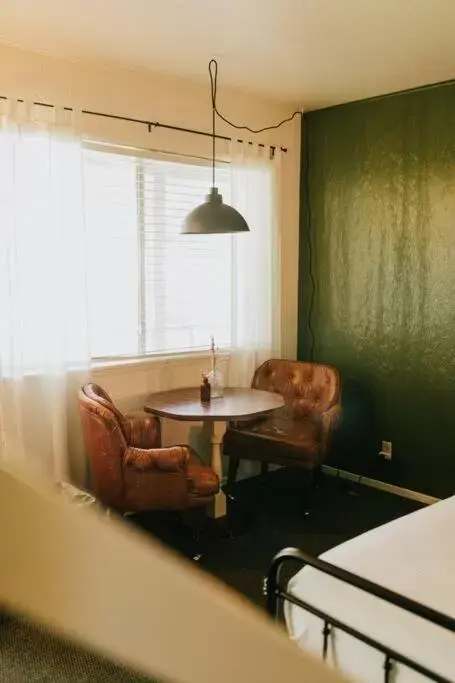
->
[265,548,455,683]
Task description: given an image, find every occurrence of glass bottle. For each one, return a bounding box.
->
[200,373,211,404]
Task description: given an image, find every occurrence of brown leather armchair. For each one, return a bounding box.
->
[78,383,219,514]
[224,359,342,489]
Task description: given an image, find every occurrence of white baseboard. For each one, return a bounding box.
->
[322,465,440,506]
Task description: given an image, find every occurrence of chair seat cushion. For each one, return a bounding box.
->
[225,411,322,466]
[187,457,220,498]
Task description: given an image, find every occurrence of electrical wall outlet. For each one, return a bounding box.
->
[379,440,393,460]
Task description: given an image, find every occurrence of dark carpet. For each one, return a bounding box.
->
[131,468,422,609]
[0,616,158,682]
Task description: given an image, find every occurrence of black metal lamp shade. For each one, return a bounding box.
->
[182,187,249,234]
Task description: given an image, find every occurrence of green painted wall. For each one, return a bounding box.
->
[298,83,455,498]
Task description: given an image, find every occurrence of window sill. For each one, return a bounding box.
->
[91,349,232,375]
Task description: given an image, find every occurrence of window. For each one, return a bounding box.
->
[83,147,233,359]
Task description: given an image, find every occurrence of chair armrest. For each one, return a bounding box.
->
[124,411,161,448]
[320,403,342,454]
[124,445,190,473]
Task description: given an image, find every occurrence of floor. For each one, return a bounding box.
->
[131,468,422,609]
[0,616,158,683]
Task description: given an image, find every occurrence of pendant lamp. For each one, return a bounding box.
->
[182,61,249,235]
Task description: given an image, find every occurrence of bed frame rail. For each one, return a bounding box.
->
[265,547,455,683]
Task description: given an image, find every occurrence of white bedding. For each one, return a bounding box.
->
[285,496,455,683]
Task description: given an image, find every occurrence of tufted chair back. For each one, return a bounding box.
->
[78,383,130,510]
[252,359,340,419]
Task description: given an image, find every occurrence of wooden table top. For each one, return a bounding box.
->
[144,387,284,422]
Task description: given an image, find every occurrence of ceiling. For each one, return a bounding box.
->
[1,0,455,109]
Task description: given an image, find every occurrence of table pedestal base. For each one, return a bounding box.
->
[208,420,227,520]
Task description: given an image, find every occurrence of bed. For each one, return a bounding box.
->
[266,496,455,683]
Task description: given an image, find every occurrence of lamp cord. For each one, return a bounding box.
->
[302,114,316,362]
[211,66,216,187]
[208,60,315,361]
[208,59,303,135]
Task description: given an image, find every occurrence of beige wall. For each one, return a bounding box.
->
[0,43,301,484]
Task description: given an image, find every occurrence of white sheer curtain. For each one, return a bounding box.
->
[0,100,90,482]
[229,140,283,387]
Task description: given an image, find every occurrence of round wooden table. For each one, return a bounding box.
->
[144,387,284,518]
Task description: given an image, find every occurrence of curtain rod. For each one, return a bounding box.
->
[0,95,288,154]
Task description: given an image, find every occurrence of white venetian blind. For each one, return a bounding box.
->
[83,146,233,359]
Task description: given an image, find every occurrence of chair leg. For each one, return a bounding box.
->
[314,464,324,489]
[186,506,206,561]
[301,468,318,518]
[227,457,240,495]
[260,462,269,483]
